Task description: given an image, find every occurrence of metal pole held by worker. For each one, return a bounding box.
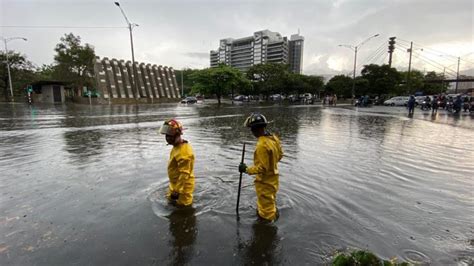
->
[236,142,246,214]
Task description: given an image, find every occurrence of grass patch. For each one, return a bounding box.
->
[333,250,409,266]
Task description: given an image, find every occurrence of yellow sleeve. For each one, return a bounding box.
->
[174,147,194,193]
[277,138,283,161]
[246,145,269,175]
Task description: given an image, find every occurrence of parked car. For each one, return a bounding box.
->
[384,96,409,106]
[269,94,283,101]
[233,95,249,101]
[181,96,197,104]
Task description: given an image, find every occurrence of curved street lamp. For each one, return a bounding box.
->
[338,33,379,102]
[114,1,140,100]
[1,36,28,102]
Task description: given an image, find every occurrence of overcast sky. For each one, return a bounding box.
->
[1,0,473,78]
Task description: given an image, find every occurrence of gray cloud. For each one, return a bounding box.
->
[2,0,473,76]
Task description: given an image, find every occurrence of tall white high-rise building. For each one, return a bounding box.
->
[210,29,304,73]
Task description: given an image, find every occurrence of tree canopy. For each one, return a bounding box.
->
[423,71,449,95]
[190,64,246,104]
[325,75,352,97]
[360,64,402,96]
[53,33,96,92]
[0,51,34,101]
[246,63,289,97]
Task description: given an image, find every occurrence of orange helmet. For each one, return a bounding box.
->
[159,119,183,136]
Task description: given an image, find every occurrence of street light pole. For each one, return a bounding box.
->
[1,37,27,102]
[114,2,139,101]
[407,41,413,94]
[181,68,184,97]
[339,33,379,103]
[352,46,358,102]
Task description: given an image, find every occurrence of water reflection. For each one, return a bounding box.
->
[167,207,197,266]
[240,221,280,265]
[63,130,104,164]
[1,103,472,265]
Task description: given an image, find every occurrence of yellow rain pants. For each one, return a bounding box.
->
[246,135,283,221]
[167,141,195,206]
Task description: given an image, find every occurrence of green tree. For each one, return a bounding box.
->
[399,69,424,95]
[35,64,56,81]
[190,64,246,104]
[54,33,95,96]
[423,71,448,94]
[0,51,34,101]
[360,64,402,96]
[174,68,201,97]
[285,73,307,96]
[234,77,253,96]
[246,63,289,98]
[304,75,324,97]
[354,77,370,96]
[325,75,352,98]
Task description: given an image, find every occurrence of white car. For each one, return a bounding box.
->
[384,96,409,106]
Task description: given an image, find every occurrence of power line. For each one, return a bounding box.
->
[358,43,386,68]
[395,47,444,73]
[397,37,458,59]
[396,43,458,74]
[379,52,389,65]
[397,37,473,64]
[407,50,457,76]
[357,41,386,68]
[367,47,387,65]
[358,42,385,64]
[396,48,457,78]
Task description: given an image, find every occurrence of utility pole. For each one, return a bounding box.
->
[388,37,396,67]
[442,67,446,90]
[181,69,184,97]
[352,46,358,101]
[455,57,460,94]
[406,41,413,94]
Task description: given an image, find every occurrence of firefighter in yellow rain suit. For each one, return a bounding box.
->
[239,113,283,221]
[159,119,195,206]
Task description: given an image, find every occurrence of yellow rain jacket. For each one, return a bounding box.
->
[167,141,195,206]
[246,134,283,220]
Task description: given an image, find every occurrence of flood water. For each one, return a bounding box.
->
[1,102,473,265]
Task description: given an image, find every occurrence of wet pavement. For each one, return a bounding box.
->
[0,102,473,265]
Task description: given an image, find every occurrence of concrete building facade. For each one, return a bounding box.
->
[210,30,304,73]
[288,34,304,74]
[93,57,181,102]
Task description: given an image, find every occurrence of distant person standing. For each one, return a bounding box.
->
[159,119,195,206]
[333,94,337,106]
[407,95,416,115]
[432,96,439,114]
[453,95,463,114]
[463,95,470,112]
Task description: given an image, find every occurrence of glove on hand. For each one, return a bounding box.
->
[239,163,247,173]
[170,191,179,200]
